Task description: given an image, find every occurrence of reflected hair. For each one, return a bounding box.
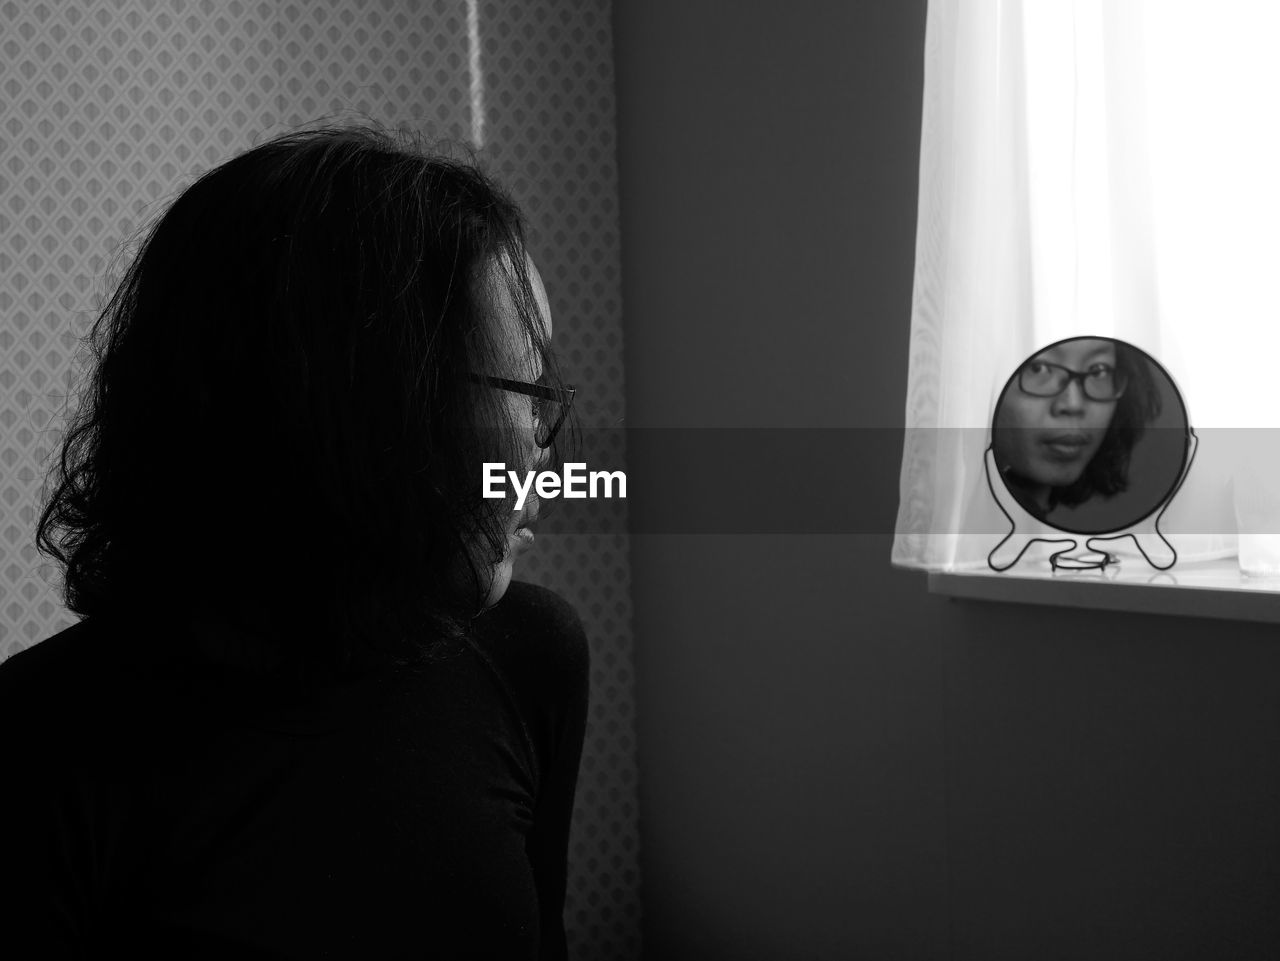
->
[1048,342,1162,509]
[36,125,569,677]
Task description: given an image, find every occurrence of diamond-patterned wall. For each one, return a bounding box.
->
[0,1,637,957]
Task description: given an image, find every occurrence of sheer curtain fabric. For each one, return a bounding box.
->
[895,0,1280,570]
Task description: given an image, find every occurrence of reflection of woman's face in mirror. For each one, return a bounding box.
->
[994,338,1120,510]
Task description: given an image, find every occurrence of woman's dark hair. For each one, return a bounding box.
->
[1047,341,1163,509]
[36,125,567,678]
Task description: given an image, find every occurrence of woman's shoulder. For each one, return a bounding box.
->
[0,616,153,761]
[466,582,590,729]
[1,612,189,682]
[0,613,220,734]
[489,581,586,636]
[0,618,109,701]
[471,582,589,683]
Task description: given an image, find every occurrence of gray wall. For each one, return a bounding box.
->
[614,2,1280,959]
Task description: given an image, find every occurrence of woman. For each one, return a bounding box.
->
[0,126,587,959]
[993,336,1163,524]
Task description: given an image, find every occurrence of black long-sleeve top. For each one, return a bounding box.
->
[0,581,589,960]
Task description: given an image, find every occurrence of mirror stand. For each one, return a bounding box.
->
[983,445,1108,571]
[984,430,1199,574]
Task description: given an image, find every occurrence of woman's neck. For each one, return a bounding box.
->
[1002,468,1052,514]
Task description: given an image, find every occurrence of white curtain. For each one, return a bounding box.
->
[894,0,1280,570]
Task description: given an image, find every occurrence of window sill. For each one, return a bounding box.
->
[929,557,1280,625]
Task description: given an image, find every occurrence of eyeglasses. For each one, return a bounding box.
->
[1018,361,1128,402]
[469,374,576,449]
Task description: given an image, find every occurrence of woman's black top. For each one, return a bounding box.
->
[0,581,589,960]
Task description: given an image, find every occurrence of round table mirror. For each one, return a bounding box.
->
[991,336,1190,536]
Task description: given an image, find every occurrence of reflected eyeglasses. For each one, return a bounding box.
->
[1018,361,1128,402]
[469,374,576,449]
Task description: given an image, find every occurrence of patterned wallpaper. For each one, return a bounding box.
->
[0,0,638,957]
